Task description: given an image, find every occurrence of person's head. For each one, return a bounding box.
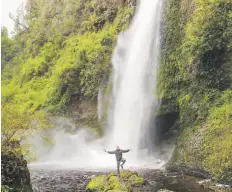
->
[116,145,120,150]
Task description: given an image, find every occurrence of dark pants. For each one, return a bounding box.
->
[117,158,126,175]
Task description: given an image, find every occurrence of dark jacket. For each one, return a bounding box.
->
[107,149,130,161]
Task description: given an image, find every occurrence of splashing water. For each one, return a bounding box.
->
[107,0,163,159]
[29,0,166,169]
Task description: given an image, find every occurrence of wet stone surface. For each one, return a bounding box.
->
[30,168,217,192]
[30,169,103,192]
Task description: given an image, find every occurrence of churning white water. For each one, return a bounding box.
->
[28,0,167,169]
[108,0,163,158]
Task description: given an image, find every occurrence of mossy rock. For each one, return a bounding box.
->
[200,180,232,192]
[86,170,145,192]
[1,142,33,192]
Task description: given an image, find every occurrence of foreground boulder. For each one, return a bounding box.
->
[86,170,151,192]
[199,180,232,192]
[1,140,33,192]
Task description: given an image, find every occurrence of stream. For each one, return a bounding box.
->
[30,167,211,192]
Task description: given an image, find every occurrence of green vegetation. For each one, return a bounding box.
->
[203,90,232,182]
[1,0,134,160]
[1,186,12,192]
[2,102,51,141]
[2,0,232,186]
[2,0,134,115]
[160,0,232,184]
[1,139,33,192]
[86,171,145,192]
[1,1,134,190]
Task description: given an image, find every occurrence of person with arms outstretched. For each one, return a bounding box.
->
[104,145,131,176]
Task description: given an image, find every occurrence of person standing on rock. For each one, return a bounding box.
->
[104,145,131,176]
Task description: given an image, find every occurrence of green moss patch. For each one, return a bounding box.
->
[160,0,232,184]
[86,171,145,192]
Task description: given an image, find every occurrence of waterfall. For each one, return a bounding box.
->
[107,0,163,160]
[28,0,166,169]
[97,84,104,121]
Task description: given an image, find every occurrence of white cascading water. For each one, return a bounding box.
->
[28,0,167,169]
[97,83,104,121]
[107,0,163,160]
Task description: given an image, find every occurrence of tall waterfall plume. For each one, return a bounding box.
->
[28,0,165,169]
[107,0,163,161]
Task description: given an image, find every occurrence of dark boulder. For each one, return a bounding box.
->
[1,140,33,192]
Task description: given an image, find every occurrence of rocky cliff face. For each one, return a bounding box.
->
[158,0,232,184]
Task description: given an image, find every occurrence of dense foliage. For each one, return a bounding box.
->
[1,0,134,149]
[160,0,232,183]
[1,1,134,190]
[2,0,232,185]
[2,0,134,114]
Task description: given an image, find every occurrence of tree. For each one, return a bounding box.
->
[1,102,52,145]
[9,2,29,33]
[1,27,16,69]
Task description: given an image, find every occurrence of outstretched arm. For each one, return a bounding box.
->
[103,149,116,154]
[107,150,116,154]
[121,149,131,153]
